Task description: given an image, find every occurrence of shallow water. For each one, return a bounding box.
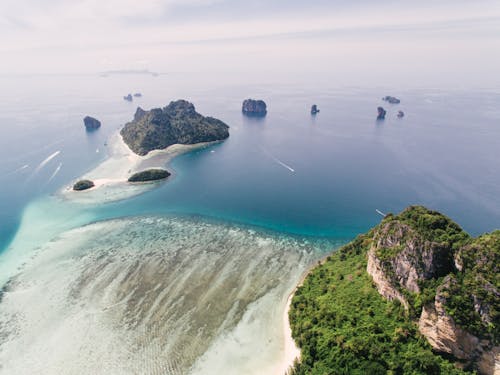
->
[0,216,331,374]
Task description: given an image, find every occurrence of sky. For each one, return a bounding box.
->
[1,0,500,86]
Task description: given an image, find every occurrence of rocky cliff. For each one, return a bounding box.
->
[366,207,499,374]
[120,100,230,156]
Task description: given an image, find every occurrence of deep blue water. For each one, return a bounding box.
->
[1,74,500,252]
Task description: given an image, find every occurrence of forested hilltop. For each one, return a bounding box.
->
[289,206,499,375]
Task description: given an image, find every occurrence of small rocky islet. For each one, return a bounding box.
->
[72,179,95,191]
[242,99,267,117]
[128,168,171,182]
[83,116,101,130]
[289,206,499,374]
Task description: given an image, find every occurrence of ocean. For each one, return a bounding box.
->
[0,73,499,373]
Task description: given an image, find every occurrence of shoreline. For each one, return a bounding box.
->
[60,131,218,204]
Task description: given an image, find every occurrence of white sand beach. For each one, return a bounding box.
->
[60,132,216,204]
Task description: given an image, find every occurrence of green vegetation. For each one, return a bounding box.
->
[72,179,94,191]
[121,100,230,155]
[128,169,171,182]
[289,206,499,374]
[289,234,464,375]
[444,231,500,341]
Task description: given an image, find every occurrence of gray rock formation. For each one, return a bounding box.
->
[242,99,267,117]
[377,107,387,120]
[83,116,101,130]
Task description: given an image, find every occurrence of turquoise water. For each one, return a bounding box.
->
[1,74,500,253]
[1,74,500,375]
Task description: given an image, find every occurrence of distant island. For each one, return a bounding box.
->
[83,116,101,130]
[128,169,171,182]
[289,206,498,374]
[242,99,267,116]
[73,180,95,191]
[377,106,387,120]
[383,96,401,104]
[121,100,230,156]
[311,104,320,115]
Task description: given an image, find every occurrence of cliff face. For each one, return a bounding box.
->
[121,100,230,156]
[366,207,499,374]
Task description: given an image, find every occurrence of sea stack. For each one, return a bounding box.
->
[383,96,401,104]
[311,104,320,115]
[242,99,267,117]
[377,107,387,120]
[83,116,101,130]
[397,110,405,118]
[123,94,133,102]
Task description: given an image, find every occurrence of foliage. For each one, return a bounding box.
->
[121,100,230,155]
[72,179,94,191]
[289,233,465,374]
[128,169,171,182]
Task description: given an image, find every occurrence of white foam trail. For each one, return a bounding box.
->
[376,209,386,217]
[261,147,295,173]
[6,164,29,176]
[96,148,100,153]
[47,163,62,182]
[34,151,60,173]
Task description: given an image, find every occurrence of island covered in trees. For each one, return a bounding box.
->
[289,206,498,375]
[121,100,230,156]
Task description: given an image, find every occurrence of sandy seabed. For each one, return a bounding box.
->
[0,216,319,375]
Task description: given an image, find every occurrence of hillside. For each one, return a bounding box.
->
[289,206,499,374]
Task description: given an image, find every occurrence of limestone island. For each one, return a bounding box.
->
[73,180,95,191]
[383,96,401,104]
[311,104,320,115]
[121,100,230,156]
[398,110,405,118]
[377,106,387,120]
[289,206,499,374]
[123,94,133,102]
[128,168,171,182]
[83,116,101,130]
[242,99,267,117]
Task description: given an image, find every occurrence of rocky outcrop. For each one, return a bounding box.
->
[383,96,401,104]
[123,94,133,101]
[133,93,142,97]
[377,107,386,120]
[311,104,320,115]
[367,247,409,308]
[369,220,454,293]
[242,99,267,116]
[83,116,101,130]
[121,100,230,156]
[365,207,499,374]
[419,278,499,374]
[397,110,405,118]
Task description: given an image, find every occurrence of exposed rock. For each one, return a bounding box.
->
[369,220,454,294]
[123,94,133,102]
[419,278,499,374]
[383,96,401,104]
[311,104,320,115]
[133,107,147,121]
[83,116,101,130]
[121,100,230,156]
[397,110,405,118]
[377,106,386,120]
[133,93,142,97]
[128,168,170,182]
[242,99,267,117]
[73,180,95,191]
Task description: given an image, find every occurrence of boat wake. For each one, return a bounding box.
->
[260,147,295,173]
[33,151,61,174]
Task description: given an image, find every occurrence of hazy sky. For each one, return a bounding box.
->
[1,0,500,86]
